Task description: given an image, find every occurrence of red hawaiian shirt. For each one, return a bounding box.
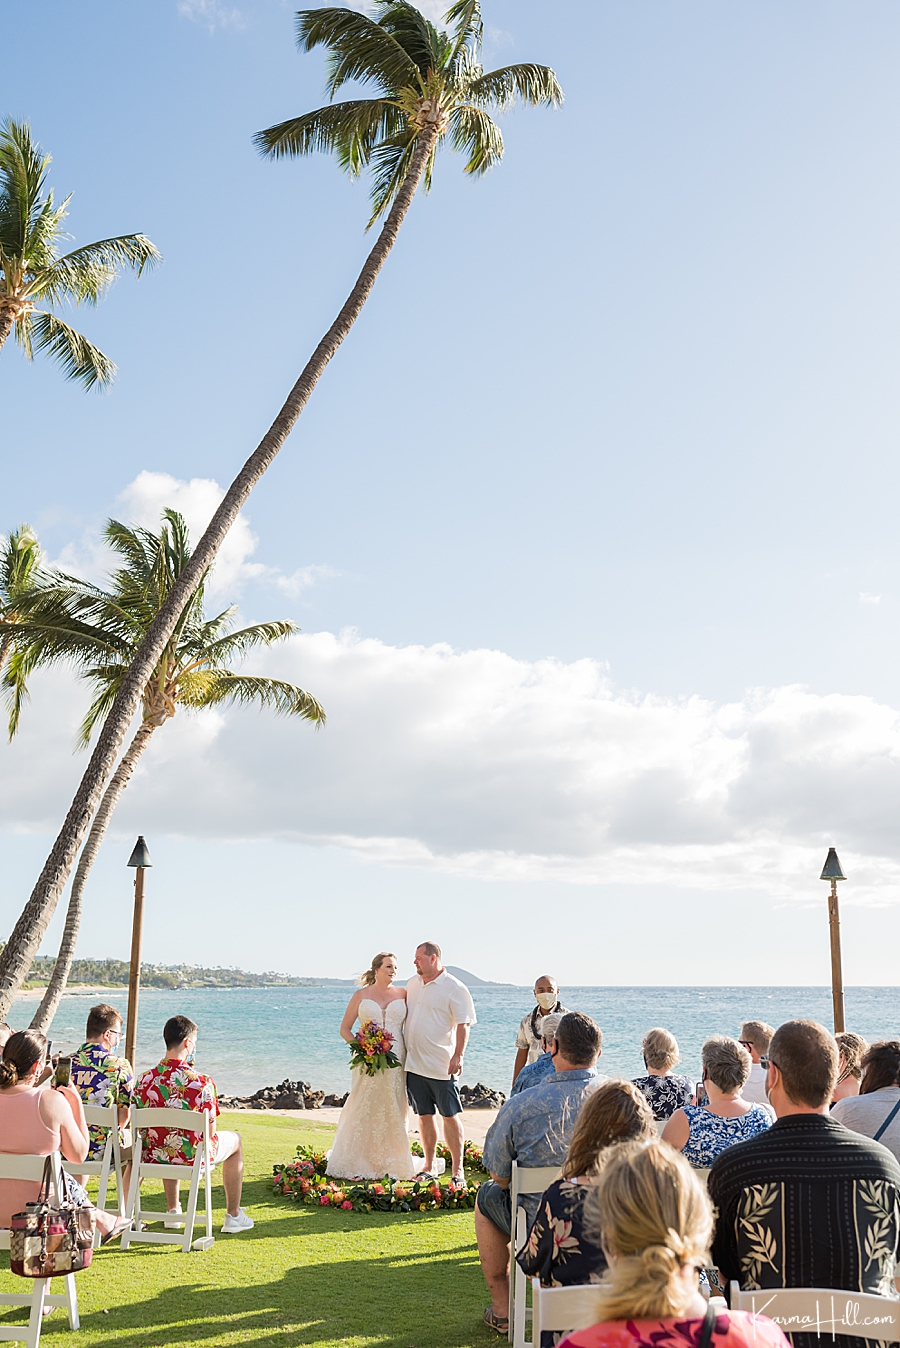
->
[135,1060,221,1164]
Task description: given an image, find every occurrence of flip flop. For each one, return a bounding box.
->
[483,1307,509,1334]
[418,1169,439,1181]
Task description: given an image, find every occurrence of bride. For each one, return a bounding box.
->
[326,951,416,1180]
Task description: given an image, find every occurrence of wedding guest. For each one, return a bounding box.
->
[511,1014,564,1095]
[556,1140,790,1348]
[0,1030,124,1240]
[737,1020,774,1105]
[66,1002,134,1192]
[519,1080,654,1294]
[513,976,569,1086]
[631,1028,695,1119]
[136,1015,253,1234]
[832,1031,867,1104]
[710,1019,900,1348]
[662,1035,771,1166]
[832,1040,900,1163]
[476,1012,605,1334]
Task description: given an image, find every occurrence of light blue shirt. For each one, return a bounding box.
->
[511,1051,556,1095]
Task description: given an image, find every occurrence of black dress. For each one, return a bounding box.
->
[518,1179,607,1346]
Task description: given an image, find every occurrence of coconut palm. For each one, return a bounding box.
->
[0,0,562,1021]
[0,525,45,680]
[0,118,160,388]
[2,508,325,1032]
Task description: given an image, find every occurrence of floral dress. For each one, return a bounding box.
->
[631,1074,695,1120]
[559,1309,790,1348]
[519,1179,607,1347]
[680,1103,771,1168]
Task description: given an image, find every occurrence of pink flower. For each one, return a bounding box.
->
[319,1195,330,1205]
[341,1200,353,1210]
[394,1187,404,1199]
[373,1183,384,1194]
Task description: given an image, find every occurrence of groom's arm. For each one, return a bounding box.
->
[448,1023,470,1078]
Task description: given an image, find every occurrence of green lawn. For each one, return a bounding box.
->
[0,1114,492,1348]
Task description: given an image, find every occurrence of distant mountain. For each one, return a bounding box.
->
[445,965,514,988]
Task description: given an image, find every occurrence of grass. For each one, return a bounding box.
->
[0,1113,493,1348]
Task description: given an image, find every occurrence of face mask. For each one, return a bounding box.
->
[535,991,557,1011]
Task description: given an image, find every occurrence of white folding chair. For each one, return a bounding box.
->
[121,1107,214,1253]
[0,1152,79,1348]
[531,1281,603,1342]
[61,1104,126,1244]
[509,1163,561,1348]
[730,1283,900,1341]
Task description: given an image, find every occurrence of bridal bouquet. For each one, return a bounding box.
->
[349,1020,401,1076]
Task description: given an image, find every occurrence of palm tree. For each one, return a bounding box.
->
[0,525,44,679]
[2,509,325,1032]
[0,119,161,388]
[0,0,561,1021]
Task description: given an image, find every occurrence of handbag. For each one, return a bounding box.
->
[9,1157,95,1278]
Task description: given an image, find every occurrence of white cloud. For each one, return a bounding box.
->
[860,592,882,605]
[177,0,245,31]
[6,631,900,906]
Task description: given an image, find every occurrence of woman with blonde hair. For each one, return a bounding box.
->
[519,1081,654,1299]
[327,952,415,1180]
[632,1028,695,1120]
[557,1140,789,1348]
[832,1032,867,1104]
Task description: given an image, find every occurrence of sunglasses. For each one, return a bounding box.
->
[760,1055,778,1071]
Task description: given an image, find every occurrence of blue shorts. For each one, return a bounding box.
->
[475,1179,512,1234]
[406,1071,463,1117]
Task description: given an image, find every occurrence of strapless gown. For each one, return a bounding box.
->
[326,997,416,1180]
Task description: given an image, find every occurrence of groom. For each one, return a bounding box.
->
[405,941,477,1184]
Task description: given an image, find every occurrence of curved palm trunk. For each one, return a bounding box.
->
[0,125,440,1021]
[0,632,13,676]
[0,307,15,353]
[28,721,155,1035]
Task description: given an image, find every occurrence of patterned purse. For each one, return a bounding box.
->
[9,1157,95,1277]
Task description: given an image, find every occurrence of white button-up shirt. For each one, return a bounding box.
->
[405,970,477,1080]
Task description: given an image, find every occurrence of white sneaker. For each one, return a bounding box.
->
[222,1208,254,1233]
[164,1206,184,1228]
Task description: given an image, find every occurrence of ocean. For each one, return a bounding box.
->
[10,984,900,1098]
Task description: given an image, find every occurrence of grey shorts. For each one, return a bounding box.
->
[406,1071,463,1117]
[475,1178,512,1235]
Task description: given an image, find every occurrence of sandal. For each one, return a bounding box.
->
[483,1307,509,1334]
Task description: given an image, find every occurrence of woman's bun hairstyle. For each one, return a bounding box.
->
[0,1030,48,1090]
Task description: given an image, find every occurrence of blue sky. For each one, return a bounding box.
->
[5,1,900,985]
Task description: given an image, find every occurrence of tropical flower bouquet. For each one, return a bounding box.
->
[349,1019,401,1076]
[273,1146,480,1214]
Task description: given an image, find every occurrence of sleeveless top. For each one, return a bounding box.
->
[681,1101,772,1168]
[0,1089,61,1227]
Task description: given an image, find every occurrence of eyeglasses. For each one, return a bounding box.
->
[739,1040,755,1050]
[760,1055,778,1071]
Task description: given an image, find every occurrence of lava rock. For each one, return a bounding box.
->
[321,1092,349,1108]
[219,1079,326,1110]
[460,1082,506,1108]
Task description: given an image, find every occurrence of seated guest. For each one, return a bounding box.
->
[632,1028,695,1119]
[67,1002,134,1192]
[557,1139,789,1348]
[832,1031,867,1104]
[710,1020,900,1348]
[738,1020,774,1105]
[511,1013,565,1095]
[662,1036,771,1166]
[832,1039,900,1163]
[519,1080,654,1293]
[136,1015,253,1234]
[0,1030,124,1240]
[477,1012,606,1334]
[513,977,569,1086]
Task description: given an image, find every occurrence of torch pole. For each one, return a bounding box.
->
[125,865,146,1069]
[828,876,845,1034]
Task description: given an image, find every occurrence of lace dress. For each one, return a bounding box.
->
[326,997,416,1180]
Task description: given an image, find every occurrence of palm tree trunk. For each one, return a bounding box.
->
[0,125,440,1021]
[0,632,13,676]
[0,307,14,353]
[28,721,155,1035]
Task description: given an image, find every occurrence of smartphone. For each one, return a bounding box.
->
[55,1055,71,1088]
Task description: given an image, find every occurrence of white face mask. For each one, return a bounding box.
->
[535,991,558,1011]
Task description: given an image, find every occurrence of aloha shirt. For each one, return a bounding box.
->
[68,1041,135,1161]
[136,1060,221,1164]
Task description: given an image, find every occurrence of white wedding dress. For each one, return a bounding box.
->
[326,997,416,1180]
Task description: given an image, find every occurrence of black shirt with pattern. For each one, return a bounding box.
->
[631,1072,695,1120]
[709,1114,900,1348]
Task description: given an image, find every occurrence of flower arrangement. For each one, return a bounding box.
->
[349,1019,401,1076]
[273,1146,480,1213]
[411,1138,488,1172]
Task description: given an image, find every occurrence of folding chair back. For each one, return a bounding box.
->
[61,1103,126,1239]
[509,1163,561,1348]
[531,1281,603,1340]
[0,1151,79,1346]
[729,1283,900,1341]
[122,1106,215,1253]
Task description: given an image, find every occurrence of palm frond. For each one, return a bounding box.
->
[254,99,403,176]
[187,673,326,723]
[445,0,482,59]
[27,310,115,390]
[36,233,161,307]
[374,2,452,80]
[296,7,421,98]
[192,620,299,668]
[367,131,434,224]
[1,642,40,740]
[466,63,563,110]
[0,119,56,261]
[0,525,43,605]
[77,678,123,748]
[448,104,503,175]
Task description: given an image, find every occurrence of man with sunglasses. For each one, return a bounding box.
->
[737,1020,774,1106]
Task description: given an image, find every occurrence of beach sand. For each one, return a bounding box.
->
[229,1105,500,1148]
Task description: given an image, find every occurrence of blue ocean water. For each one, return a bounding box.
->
[10,985,900,1098]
